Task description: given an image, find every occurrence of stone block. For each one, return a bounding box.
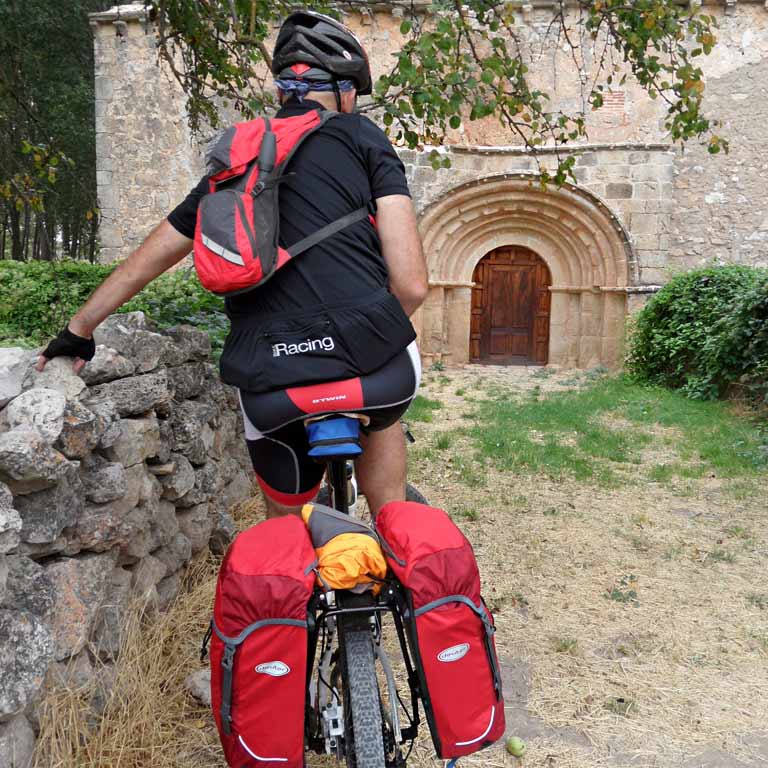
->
[56,400,102,460]
[634,182,661,200]
[69,465,145,553]
[131,554,167,600]
[576,152,599,167]
[209,503,236,556]
[79,457,127,504]
[153,532,192,575]
[0,714,35,767]
[81,346,135,385]
[176,503,213,554]
[176,462,219,509]
[91,566,132,660]
[605,183,633,200]
[0,555,55,621]
[23,364,84,410]
[86,397,122,449]
[93,312,149,358]
[156,571,180,613]
[633,234,661,252]
[162,325,211,362]
[149,500,179,550]
[14,462,83,546]
[184,669,212,707]
[0,610,53,720]
[167,363,207,400]
[104,414,161,466]
[630,213,660,235]
[0,350,34,410]
[0,430,70,496]
[0,485,21,555]
[88,370,170,417]
[159,453,194,500]
[44,552,116,661]
[5,388,66,443]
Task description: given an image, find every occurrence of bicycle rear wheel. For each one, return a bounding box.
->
[340,622,386,768]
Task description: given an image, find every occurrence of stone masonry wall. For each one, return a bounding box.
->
[91,5,204,264]
[90,2,768,284]
[0,315,252,766]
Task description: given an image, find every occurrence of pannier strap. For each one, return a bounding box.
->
[378,536,406,567]
[213,617,307,646]
[414,595,504,700]
[286,206,369,258]
[214,617,308,735]
[220,643,236,734]
[414,594,492,629]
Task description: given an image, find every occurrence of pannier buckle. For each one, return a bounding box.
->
[251,181,265,196]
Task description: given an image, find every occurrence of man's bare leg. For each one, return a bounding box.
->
[356,422,407,516]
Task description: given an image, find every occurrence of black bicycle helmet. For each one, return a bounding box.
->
[272,10,372,95]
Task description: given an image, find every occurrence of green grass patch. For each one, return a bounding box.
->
[435,434,451,451]
[465,376,767,485]
[406,395,442,423]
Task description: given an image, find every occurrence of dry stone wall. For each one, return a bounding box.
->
[0,315,253,766]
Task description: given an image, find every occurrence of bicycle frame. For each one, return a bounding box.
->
[304,451,422,763]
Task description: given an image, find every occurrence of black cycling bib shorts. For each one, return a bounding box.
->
[239,341,421,505]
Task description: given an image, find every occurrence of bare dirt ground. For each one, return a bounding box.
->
[35,366,768,768]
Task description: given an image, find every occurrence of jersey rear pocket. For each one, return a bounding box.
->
[222,314,359,392]
[331,291,416,375]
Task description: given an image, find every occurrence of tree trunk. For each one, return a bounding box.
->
[0,209,7,259]
[9,206,23,261]
[20,205,31,260]
[88,215,98,263]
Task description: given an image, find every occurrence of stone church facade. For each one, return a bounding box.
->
[90,1,768,369]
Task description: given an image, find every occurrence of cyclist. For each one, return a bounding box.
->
[37,10,428,519]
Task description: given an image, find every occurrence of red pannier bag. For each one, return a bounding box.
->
[209,515,317,767]
[376,501,505,760]
[194,110,368,297]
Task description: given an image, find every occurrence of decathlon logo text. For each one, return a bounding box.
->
[272,336,335,357]
[255,661,290,677]
[437,643,470,663]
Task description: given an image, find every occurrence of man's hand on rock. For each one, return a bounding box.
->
[37,326,96,374]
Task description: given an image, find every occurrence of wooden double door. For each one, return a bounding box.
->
[470,246,551,365]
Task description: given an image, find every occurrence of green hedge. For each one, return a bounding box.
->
[627,265,768,402]
[0,260,227,357]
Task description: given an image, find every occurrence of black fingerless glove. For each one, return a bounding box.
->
[42,326,96,361]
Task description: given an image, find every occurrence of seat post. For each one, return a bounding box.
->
[327,459,349,514]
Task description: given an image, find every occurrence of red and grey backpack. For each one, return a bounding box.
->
[193,110,369,296]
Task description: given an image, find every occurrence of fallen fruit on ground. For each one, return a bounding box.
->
[506,735,527,757]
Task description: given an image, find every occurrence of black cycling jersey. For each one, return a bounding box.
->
[167,98,416,392]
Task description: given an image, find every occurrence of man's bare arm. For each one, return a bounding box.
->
[375,194,428,317]
[38,219,192,371]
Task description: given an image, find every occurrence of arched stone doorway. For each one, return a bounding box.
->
[415,174,636,369]
[470,246,551,365]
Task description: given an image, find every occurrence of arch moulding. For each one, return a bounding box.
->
[415,173,637,369]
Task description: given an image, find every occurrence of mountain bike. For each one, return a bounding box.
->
[304,415,427,768]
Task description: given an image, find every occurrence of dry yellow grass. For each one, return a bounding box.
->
[34,367,768,768]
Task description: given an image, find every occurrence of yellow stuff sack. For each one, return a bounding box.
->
[301,503,387,594]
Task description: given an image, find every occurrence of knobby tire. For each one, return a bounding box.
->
[340,624,386,768]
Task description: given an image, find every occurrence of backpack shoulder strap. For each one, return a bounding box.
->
[287,206,369,258]
[271,110,338,177]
